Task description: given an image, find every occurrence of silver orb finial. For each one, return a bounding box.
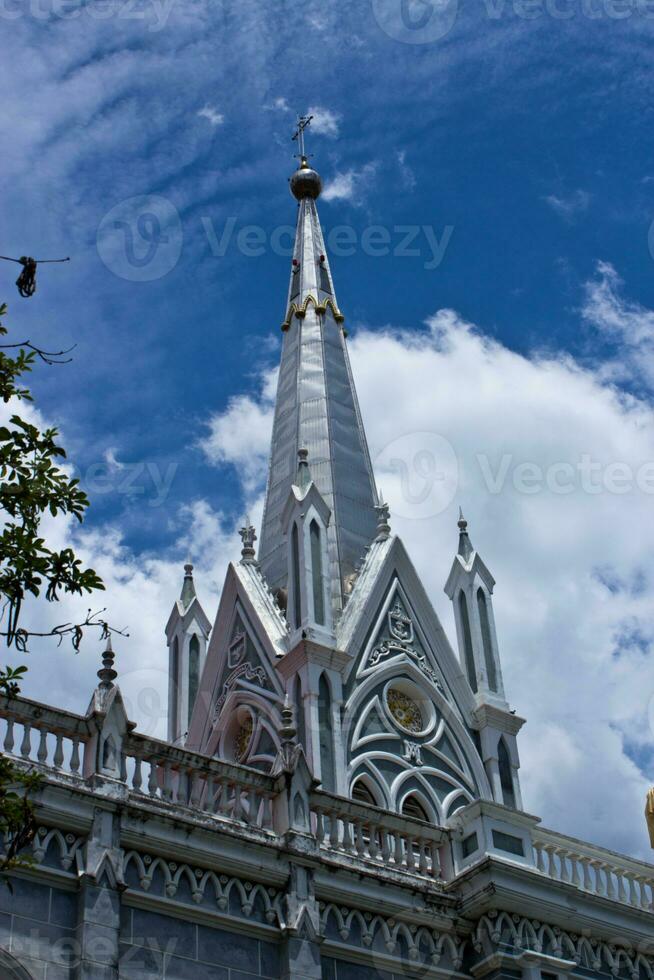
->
[290,157,322,200]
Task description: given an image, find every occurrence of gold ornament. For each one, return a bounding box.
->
[235,714,254,762]
[387,688,423,733]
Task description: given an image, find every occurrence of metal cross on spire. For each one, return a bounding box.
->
[292,114,314,159]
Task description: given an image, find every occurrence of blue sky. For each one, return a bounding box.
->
[3,0,654,855]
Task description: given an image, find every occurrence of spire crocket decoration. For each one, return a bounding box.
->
[258,115,379,618]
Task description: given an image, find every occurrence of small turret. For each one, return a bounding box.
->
[165,561,211,745]
[445,510,525,810]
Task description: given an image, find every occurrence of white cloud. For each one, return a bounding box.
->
[322,163,377,203]
[582,261,654,388]
[544,188,590,219]
[199,371,277,494]
[264,97,291,113]
[306,105,341,138]
[396,149,416,191]
[197,105,225,126]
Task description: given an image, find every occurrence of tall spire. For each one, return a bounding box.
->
[258,120,379,617]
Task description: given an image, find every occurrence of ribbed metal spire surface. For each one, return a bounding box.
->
[258,147,379,617]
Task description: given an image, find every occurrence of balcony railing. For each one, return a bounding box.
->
[533,827,654,911]
[0,693,90,780]
[121,730,278,831]
[310,788,446,879]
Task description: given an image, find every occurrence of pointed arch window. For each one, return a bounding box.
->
[310,519,325,626]
[291,522,302,629]
[188,634,200,726]
[458,592,478,693]
[401,794,429,823]
[477,588,498,692]
[171,636,179,737]
[352,779,378,808]
[498,738,516,809]
[318,674,335,793]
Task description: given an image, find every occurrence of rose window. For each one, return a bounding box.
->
[387,688,423,733]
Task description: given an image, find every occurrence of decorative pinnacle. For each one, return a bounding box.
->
[97,634,117,688]
[296,448,311,492]
[239,517,257,563]
[457,507,474,560]
[180,559,196,607]
[279,691,297,744]
[375,489,391,540]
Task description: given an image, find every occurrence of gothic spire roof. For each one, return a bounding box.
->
[258,142,379,616]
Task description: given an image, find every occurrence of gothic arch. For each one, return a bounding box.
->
[351,773,384,807]
[344,649,491,821]
[0,950,35,980]
[208,688,281,769]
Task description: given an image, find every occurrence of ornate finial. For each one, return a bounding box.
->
[457,507,473,560]
[97,634,117,689]
[239,517,257,564]
[296,448,311,492]
[290,115,322,200]
[180,558,196,606]
[375,488,391,540]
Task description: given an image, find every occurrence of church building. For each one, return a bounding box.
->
[0,123,652,980]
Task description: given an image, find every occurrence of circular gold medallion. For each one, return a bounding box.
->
[387,688,423,733]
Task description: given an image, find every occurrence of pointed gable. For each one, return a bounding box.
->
[187,560,287,760]
[337,535,493,821]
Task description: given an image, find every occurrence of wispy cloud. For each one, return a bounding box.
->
[396,149,416,191]
[544,188,590,219]
[264,96,291,113]
[322,163,377,203]
[582,260,654,388]
[307,105,341,138]
[197,105,224,126]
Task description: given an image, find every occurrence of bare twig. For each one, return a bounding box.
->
[0,340,76,365]
[0,609,129,653]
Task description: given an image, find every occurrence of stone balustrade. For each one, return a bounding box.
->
[3,692,653,904]
[122,730,278,831]
[533,827,654,911]
[0,693,90,779]
[310,788,446,879]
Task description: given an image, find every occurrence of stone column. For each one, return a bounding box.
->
[73,807,125,980]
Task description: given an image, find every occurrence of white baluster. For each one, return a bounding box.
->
[3,718,14,754]
[37,728,48,764]
[53,735,64,770]
[20,723,32,760]
[70,738,80,774]
[132,757,142,792]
